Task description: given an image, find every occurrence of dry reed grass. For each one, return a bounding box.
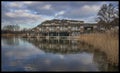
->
[77,30,119,66]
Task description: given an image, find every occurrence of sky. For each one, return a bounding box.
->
[2,1,118,30]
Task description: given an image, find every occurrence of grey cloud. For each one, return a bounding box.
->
[2,1,118,29]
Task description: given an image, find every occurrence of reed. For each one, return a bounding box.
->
[77,30,119,66]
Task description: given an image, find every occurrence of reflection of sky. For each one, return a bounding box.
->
[2,38,45,59]
[2,38,99,71]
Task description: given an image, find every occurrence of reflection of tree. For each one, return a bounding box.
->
[93,49,118,71]
[2,37,19,46]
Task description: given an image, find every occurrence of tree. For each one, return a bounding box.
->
[110,4,119,27]
[97,3,118,29]
[3,25,14,31]
[14,24,20,31]
[3,25,20,31]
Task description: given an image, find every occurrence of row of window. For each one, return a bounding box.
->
[38,27,84,31]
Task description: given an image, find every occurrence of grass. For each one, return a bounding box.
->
[76,30,119,66]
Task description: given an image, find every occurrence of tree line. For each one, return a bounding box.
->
[2,24,20,31]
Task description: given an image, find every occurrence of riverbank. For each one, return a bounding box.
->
[76,30,119,66]
[2,33,26,37]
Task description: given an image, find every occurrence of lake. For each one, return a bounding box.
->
[1,37,118,71]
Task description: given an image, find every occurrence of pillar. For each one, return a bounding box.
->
[48,32,49,39]
[69,32,70,43]
[58,32,59,43]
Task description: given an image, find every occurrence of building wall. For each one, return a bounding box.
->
[31,22,98,36]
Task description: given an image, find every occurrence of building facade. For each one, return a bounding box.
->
[28,19,98,37]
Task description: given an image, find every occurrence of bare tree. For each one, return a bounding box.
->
[3,25,20,31]
[97,3,118,29]
[3,25,14,31]
[111,4,119,27]
[14,24,20,31]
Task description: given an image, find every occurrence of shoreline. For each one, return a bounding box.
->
[1,31,118,66]
[75,30,119,66]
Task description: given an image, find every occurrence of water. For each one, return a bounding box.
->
[1,37,118,71]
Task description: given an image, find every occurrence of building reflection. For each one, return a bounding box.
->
[23,38,95,54]
[22,38,118,71]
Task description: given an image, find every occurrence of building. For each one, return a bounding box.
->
[28,19,98,37]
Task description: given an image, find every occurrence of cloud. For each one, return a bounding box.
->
[58,11,65,15]
[2,1,118,29]
[42,4,52,10]
[5,9,40,18]
[81,5,100,15]
[23,1,33,4]
[61,4,101,20]
[9,2,24,8]
[2,8,52,29]
[55,10,65,18]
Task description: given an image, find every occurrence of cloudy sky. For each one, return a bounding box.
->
[2,1,118,29]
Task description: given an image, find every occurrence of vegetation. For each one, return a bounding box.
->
[1,25,31,37]
[3,24,20,31]
[76,3,119,66]
[96,3,119,29]
[77,29,118,66]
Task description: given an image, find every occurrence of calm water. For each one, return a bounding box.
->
[1,37,118,71]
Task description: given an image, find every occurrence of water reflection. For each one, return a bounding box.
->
[2,37,20,46]
[22,38,95,54]
[93,50,118,71]
[2,37,118,71]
